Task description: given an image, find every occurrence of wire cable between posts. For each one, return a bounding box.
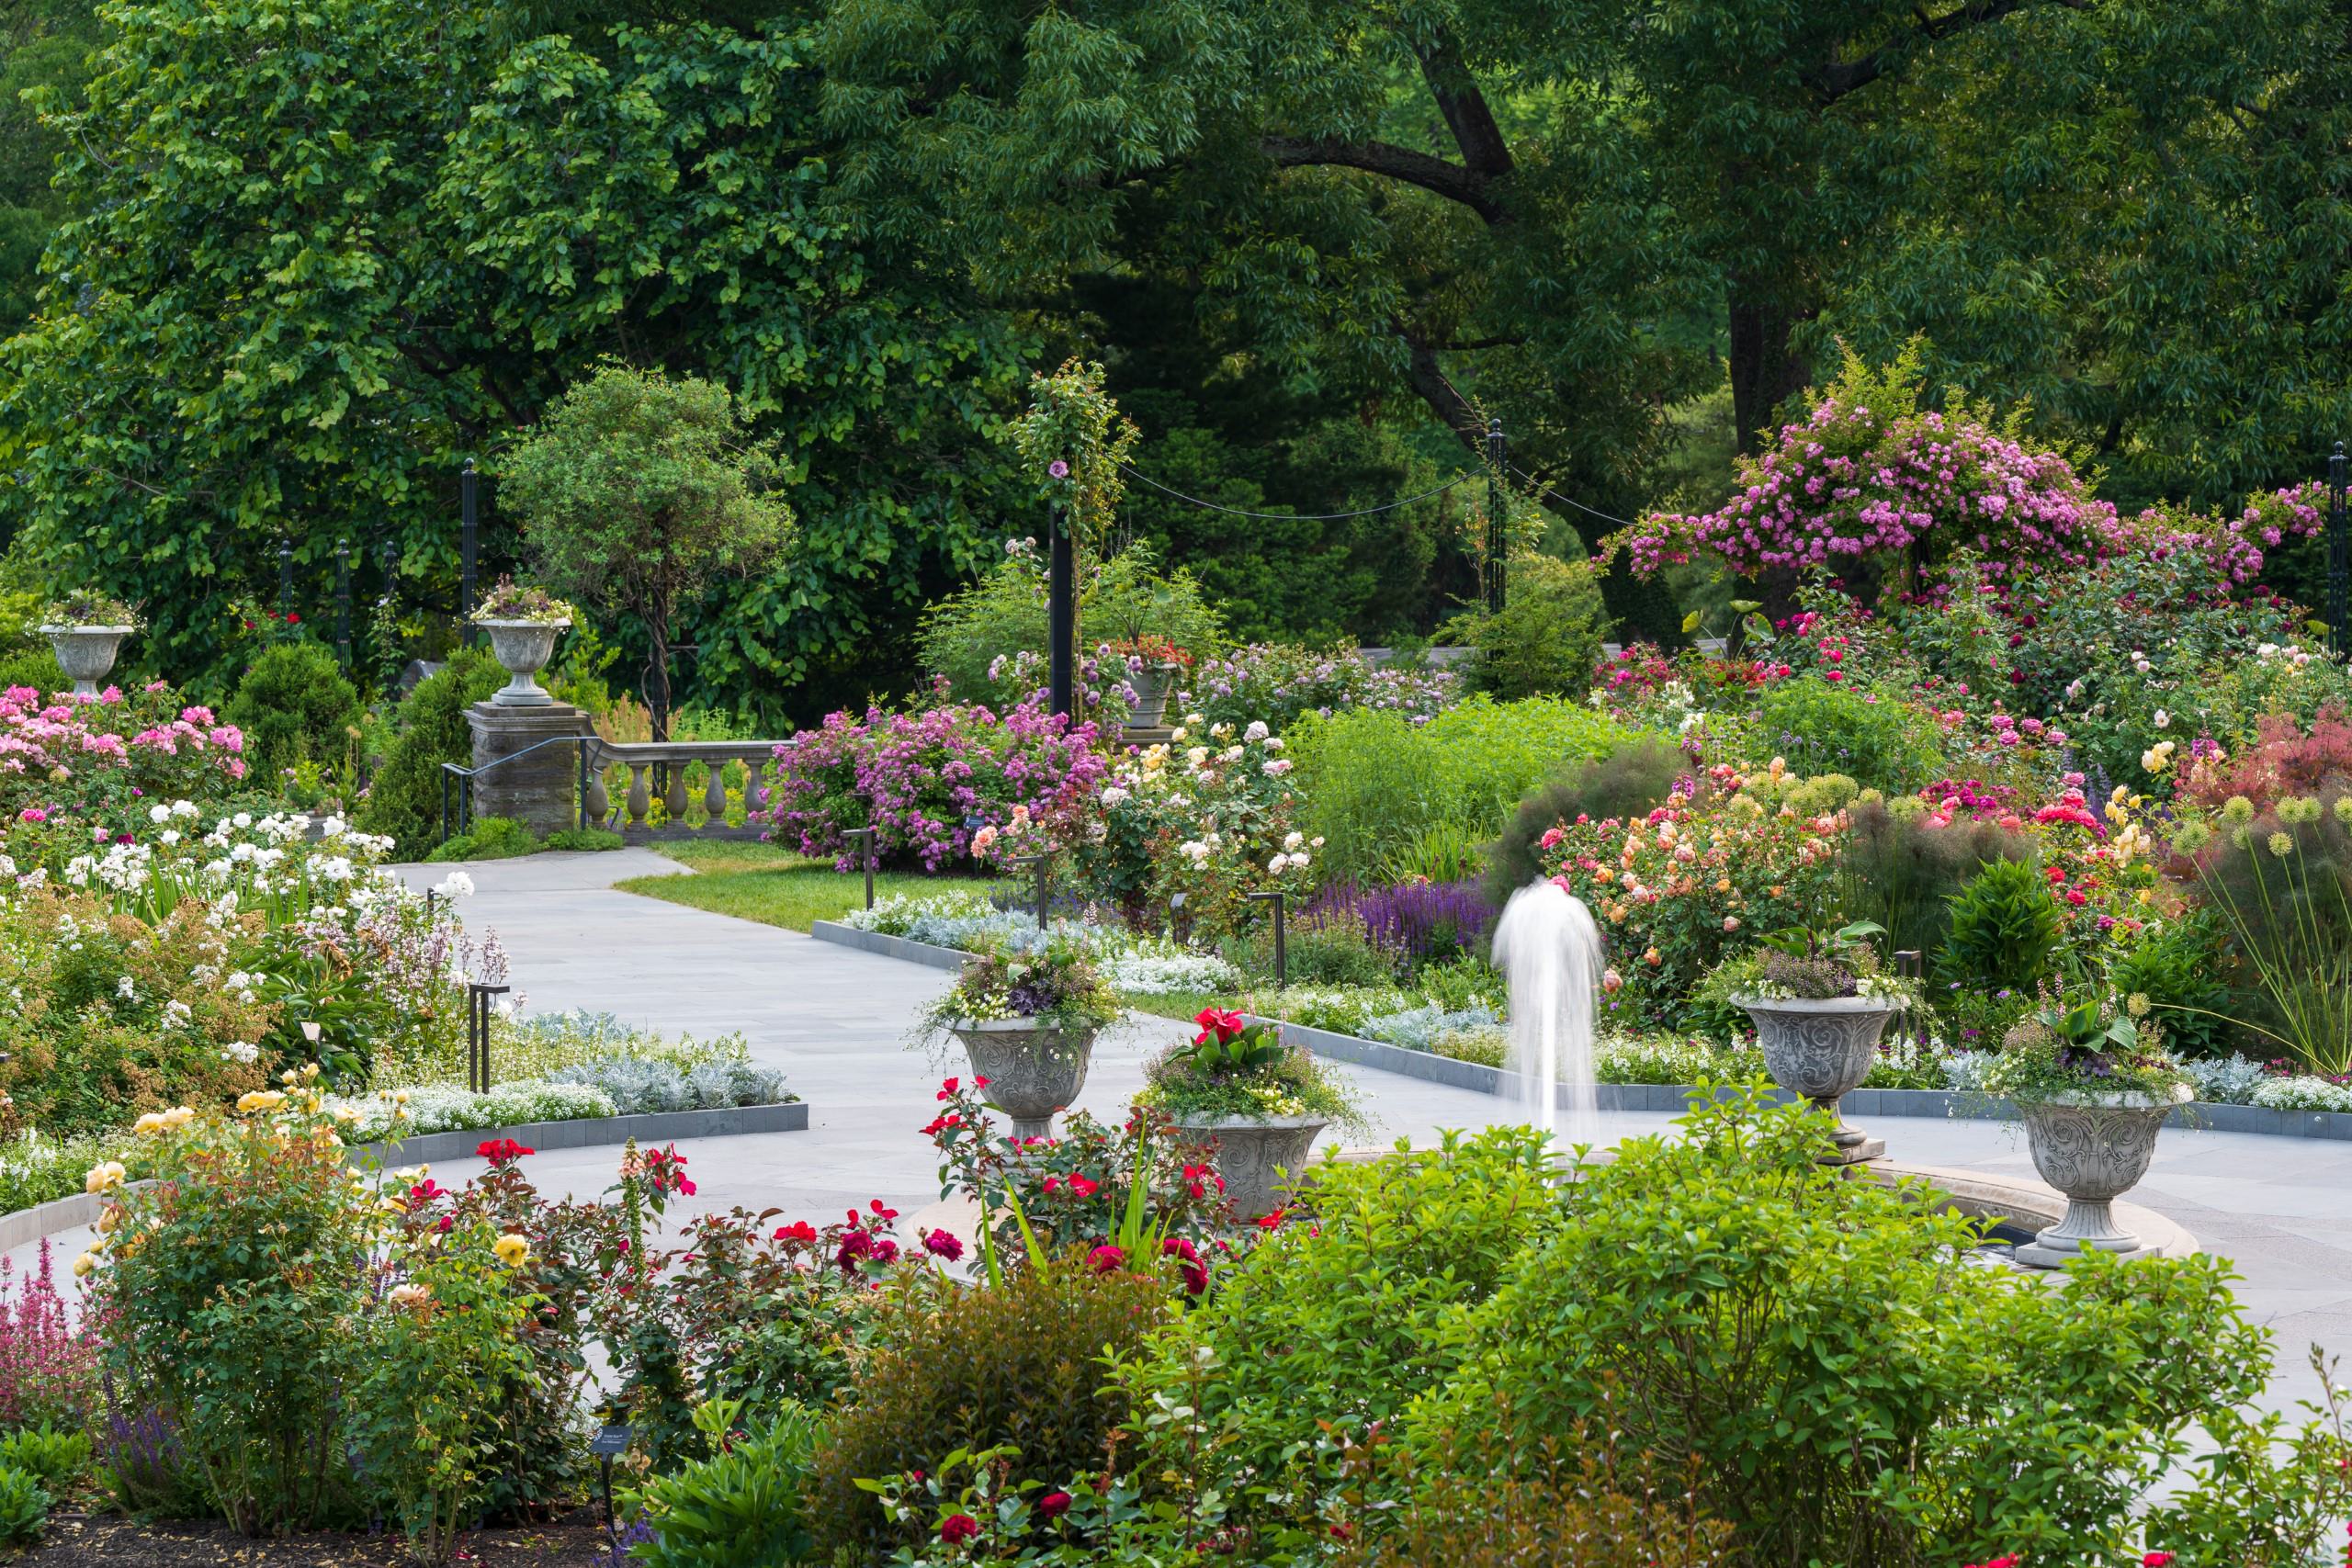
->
[1115,465,1470,521]
[1508,464,1643,530]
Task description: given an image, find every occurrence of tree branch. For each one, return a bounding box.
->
[1810,0,2087,102]
[1414,31,1515,183]
[1261,135,1507,225]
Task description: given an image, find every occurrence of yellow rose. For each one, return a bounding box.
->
[493,1234,531,1269]
[70,1252,96,1280]
[236,1090,286,1114]
[84,1161,126,1194]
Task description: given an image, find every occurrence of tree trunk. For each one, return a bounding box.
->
[1726,286,1813,456]
[647,597,673,744]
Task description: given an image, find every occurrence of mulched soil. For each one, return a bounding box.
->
[22,1512,615,1566]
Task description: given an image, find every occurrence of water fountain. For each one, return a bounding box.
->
[1491,880,1604,1149]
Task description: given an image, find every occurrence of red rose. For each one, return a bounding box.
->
[2144,1555,2175,1567]
[939,1514,978,1544]
[1037,1492,1071,1519]
[1068,1174,1099,1199]
[1089,1244,1125,1274]
[923,1229,964,1261]
[774,1221,818,1245]
[476,1137,534,1166]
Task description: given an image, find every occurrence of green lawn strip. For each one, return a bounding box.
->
[616,842,996,934]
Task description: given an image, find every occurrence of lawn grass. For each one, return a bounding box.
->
[616,840,998,933]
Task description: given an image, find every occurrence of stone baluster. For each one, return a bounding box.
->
[627,762,653,828]
[703,759,729,826]
[665,762,690,822]
[585,761,611,827]
[744,758,767,817]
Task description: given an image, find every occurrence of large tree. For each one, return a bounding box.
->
[0,0,1028,718]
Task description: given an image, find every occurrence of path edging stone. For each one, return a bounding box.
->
[805,919,2352,1142]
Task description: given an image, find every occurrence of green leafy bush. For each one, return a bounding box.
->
[1442,552,1611,702]
[1116,1127,1560,1530]
[425,816,541,863]
[919,541,1226,704]
[1223,908,1399,987]
[1411,1087,2276,1564]
[1483,735,1686,906]
[0,1465,46,1547]
[0,1426,88,1493]
[627,1402,818,1568]
[223,641,363,780]
[1939,854,2061,991]
[810,1260,1170,1558]
[2107,910,2233,1058]
[1756,676,1943,793]
[1293,696,1636,885]
[0,648,65,697]
[544,826,625,852]
[356,648,502,857]
[1839,794,2035,962]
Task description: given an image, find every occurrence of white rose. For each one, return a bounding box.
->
[1244,721,1270,742]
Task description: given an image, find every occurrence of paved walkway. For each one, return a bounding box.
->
[19,850,2348,1417]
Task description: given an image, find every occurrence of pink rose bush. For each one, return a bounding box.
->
[767,699,1106,871]
[0,683,246,832]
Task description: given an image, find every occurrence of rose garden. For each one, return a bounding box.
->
[4,6,2352,1564]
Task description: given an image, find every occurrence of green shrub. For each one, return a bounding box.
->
[1116,1127,1560,1532]
[1839,795,2036,962]
[1939,854,2061,991]
[0,1426,88,1492]
[627,1403,818,1568]
[1294,696,1635,886]
[1756,676,1943,793]
[810,1260,1170,1558]
[1483,736,1686,906]
[356,648,502,857]
[543,826,625,852]
[0,1465,47,1547]
[2107,910,2233,1058]
[1441,552,1611,702]
[1411,1087,2276,1564]
[919,541,1226,704]
[424,816,541,863]
[1224,908,1399,987]
[0,648,65,697]
[223,641,364,780]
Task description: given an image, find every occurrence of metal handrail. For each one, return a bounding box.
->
[438,734,594,846]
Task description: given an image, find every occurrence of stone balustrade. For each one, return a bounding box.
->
[586,739,781,840]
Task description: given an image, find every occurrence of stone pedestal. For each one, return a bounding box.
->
[1122,725,1177,750]
[465,701,590,838]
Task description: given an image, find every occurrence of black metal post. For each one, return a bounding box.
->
[277,536,294,635]
[1485,417,1507,614]
[461,457,480,644]
[466,982,510,1093]
[1047,505,1075,719]
[2330,442,2347,658]
[1011,852,1051,930]
[1249,890,1289,988]
[843,827,876,908]
[1894,949,1923,1048]
[334,538,352,666]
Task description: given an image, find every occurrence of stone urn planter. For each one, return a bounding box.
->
[1126,662,1181,730]
[476,617,571,707]
[1168,1113,1327,1223]
[948,1018,1098,1141]
[1735,994,1904,1165]
[40,624,135,698]
[2011,1091,2178,1268]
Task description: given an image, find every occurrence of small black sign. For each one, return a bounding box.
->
[590,1423,632,1457]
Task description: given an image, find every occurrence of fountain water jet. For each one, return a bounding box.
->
[1491,879,1603,1148]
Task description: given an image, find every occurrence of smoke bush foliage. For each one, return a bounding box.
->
[1839,794,2035,963]
[1483,736,1687,907]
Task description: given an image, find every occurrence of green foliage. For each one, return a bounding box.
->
[2188,791,2352,1076]
[0,1425,85,1493]
[1442,553,1611,702]
[224,641,364,781]
[356,649,503,858]
[1939,855,2062,993]
[426,816,542,863]
[1839,795,2036,964]
[918,542,1226,705]
[1225,909,1397,989]
[1292,697,1636,886]
[1008,357,1136,552]
[0,647,63,697]
[1114,1127,1561,1529]
[627,1402,818,1568]
[504,363,794,738]
[544,826,625,852]
[0,1464,46,1547]
[1483,736,1686,906]
[2108,911,2234,1059]
[1756,677,1943,794]
[1412,1087,2273,1563]
[810,1262,1170,1558]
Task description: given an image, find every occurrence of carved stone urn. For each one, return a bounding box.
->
[1735,995,1904,1164]
[947,1018,1098,1141]
[40,625,135,699]
[1126,662,1181,729]
[476,617,571,706]
[2012,1091,2178,1268]
[1166,1113,1326,1223]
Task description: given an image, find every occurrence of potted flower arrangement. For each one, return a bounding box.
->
[922,935,1122,1139]
[35,592,142,697]
[1139,1008,1364,1222]
[469,576,575,707]
[1704,919,1917,1164]
[1979,988,2193,1268]
[1103,634,1192,731]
